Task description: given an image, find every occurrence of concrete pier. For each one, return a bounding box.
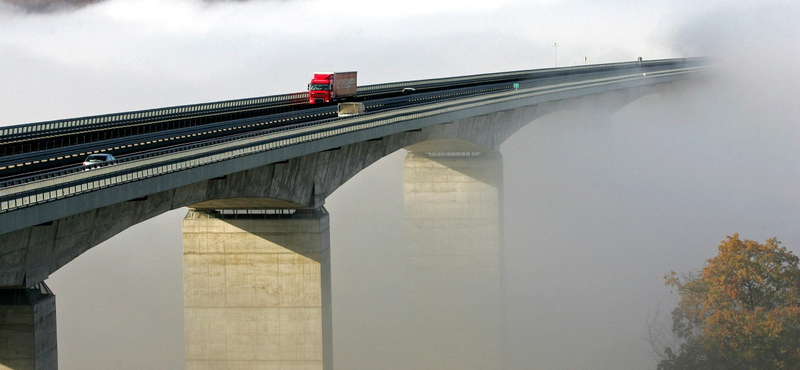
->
[0,284,57,370]
[182,208,332,370]
[403,151,505,370]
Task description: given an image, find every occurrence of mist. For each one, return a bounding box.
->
[0,0,798,369]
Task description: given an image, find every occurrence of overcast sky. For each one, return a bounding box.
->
[1,1,799,369]
[3,0,781,125]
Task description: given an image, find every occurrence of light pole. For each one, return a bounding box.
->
[552,42,559,67]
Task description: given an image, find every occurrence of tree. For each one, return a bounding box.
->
[658,234,800,370]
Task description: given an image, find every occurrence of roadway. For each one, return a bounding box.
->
[0,58,712,224]
[0,58,702,184]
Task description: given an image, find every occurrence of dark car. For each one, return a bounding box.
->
[82,153,115,168]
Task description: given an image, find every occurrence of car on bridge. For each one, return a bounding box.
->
[82,153,115,169]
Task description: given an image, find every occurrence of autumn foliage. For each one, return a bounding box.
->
[659,234,800,370]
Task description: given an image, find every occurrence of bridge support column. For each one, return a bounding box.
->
[182,207,332,370]
[402,151,505,369]
[0,284,57,370]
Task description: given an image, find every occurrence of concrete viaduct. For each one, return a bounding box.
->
[0,61,710,369]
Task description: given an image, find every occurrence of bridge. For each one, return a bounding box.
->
[0,58,710,370]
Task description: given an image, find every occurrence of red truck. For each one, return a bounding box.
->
[307,71,357,104]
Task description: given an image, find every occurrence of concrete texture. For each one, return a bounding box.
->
[182,208,332,370]
[0,286,57,370]
[402,151,505,370]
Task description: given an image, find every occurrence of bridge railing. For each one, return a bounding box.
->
[0,65,711,217]
[0,92,310,140]
[357,58,703,93]
[0,58,708,141]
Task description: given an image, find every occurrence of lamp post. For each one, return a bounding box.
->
[552,42,559,67]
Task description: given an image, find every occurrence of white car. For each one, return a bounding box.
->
[82,153,115,168]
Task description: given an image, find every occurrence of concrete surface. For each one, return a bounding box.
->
[0,286,57,370]
[182,208,332,370]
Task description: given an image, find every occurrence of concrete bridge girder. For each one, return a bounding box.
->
[0,80,681,289]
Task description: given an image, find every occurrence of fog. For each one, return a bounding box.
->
[1,0,798,369]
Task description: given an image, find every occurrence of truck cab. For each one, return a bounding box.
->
[308,73,334,104]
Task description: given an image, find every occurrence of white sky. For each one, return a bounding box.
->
[1,0,798,369]
[2,0,782,125]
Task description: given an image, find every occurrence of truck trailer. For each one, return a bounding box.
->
[307,71,357,104]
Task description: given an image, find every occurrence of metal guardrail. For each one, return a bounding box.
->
[0,58,705,141]
[0,92,310,139]
[357,58,701,92]
[0,65,710,214]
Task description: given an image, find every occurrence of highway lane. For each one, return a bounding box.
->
[0,78,513,181]
[0,58,692,157]
[0,59,707,183]
[0,105,336,175]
